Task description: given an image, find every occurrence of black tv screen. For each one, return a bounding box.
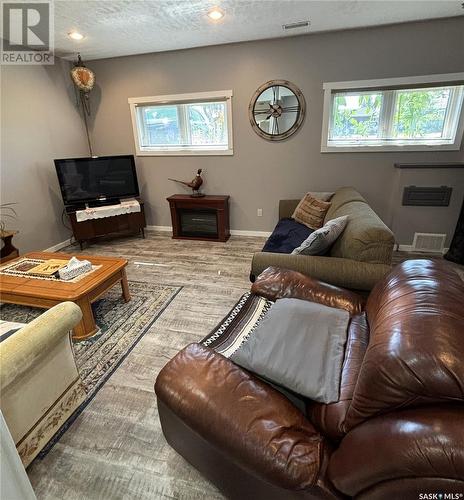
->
[54,155,139,205]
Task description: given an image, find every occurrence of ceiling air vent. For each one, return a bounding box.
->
[282,20,310,31]
[412,233,446,253]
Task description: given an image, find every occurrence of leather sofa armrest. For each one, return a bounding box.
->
[327,407,464,497]
[251,252,391,291]
[251,266,365,315]
[155,343,328,491]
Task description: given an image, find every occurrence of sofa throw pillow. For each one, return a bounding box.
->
[292,215,349,256]
[231,298,350,403]
[306,191,335,202]
[292,194,331,230]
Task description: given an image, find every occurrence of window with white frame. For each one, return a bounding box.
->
[321,74,464,152]
[128,90,233,156]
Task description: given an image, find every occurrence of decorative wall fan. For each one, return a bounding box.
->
[71,55,95,93]
[249,80,306,141]
[71,54,95,155]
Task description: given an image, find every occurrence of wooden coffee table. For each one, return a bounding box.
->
[0,252,130,340]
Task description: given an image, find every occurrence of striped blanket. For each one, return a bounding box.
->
[201,292,273,358]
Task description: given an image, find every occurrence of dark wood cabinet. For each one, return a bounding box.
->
[167,195,230,242]
[69,201,147,248]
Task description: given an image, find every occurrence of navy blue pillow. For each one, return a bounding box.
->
[262,218,313,254]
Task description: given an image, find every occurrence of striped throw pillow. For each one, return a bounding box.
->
[292,193,331,230]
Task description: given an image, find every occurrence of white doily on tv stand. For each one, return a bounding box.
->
[75,199,140,222]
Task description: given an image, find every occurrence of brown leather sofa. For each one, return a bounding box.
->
[155,260,464,499]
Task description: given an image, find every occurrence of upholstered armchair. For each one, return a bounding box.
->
[0,302,86,467]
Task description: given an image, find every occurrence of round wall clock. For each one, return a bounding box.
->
[249,80,306,141]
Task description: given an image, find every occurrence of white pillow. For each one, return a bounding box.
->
[292,215,349,256]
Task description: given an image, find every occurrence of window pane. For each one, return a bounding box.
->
[187,102,227,146]
[330,92,383,140]
[140,105,181,146]
[392,87,451,140]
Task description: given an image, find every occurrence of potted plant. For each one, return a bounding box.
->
[0,203,19,263]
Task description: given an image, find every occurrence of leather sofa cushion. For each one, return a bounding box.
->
[155,343,327,490]
[345,259,464,429]
[308,313,369,441]
[251,266,366,315]
[262,218,313,254]
[328,407,464,497]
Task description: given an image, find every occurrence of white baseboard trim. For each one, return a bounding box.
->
[145,225,172,232]
[43,226,270,252]
[146,225,271,238]
[397,244,449,254]
[44,238,72,252]
[230,229,271,237]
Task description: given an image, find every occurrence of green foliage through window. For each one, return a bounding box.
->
[331,93,382,139]
[328,84,463,146]
[392,88,450,139]
[138,101,227,148]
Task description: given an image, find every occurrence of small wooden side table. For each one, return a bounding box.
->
[167,195,230,242]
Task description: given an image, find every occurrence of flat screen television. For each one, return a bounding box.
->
[54,155,140,207]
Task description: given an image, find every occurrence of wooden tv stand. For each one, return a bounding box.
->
[68,201,147,249]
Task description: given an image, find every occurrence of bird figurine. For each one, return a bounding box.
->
[169,169,204,197]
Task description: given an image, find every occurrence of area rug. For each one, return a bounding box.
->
[0,280,181,455]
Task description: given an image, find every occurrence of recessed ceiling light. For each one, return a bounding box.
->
[68,31,84,41]
[208,7,224,21]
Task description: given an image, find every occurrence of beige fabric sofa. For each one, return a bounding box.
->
[0,302,86,467]
[251,187,395,291]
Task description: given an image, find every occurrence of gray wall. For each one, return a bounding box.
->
[1,59,89,252]
[88,16,464,246]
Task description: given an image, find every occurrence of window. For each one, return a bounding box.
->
[321,74,464,152]
[129,90,233,156]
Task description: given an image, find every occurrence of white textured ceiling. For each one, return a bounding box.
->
[55,0,464,61]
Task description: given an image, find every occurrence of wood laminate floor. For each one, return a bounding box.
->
[26,232,461,500]
[27,231,266,500]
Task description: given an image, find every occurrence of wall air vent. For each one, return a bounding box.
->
[402,186,452,206]
[282,20,310,31]
[412,233,446,253]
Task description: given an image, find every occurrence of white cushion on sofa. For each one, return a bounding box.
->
[292,216,349,256]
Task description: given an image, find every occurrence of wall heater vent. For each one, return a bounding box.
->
[412,233,446,253]
[402,186,452,206]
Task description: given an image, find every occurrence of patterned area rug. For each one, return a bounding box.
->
[0,280,181,454]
